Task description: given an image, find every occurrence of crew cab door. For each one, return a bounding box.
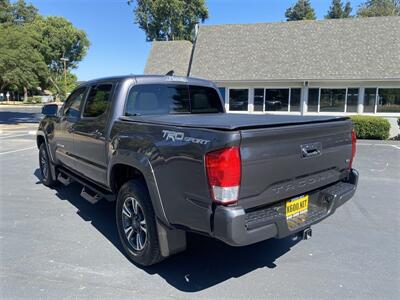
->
[53,86,87,169]
[71,83,114,185]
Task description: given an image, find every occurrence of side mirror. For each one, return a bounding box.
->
[42,104,58,117]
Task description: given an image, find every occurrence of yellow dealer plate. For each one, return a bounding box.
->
[286,195,309,219]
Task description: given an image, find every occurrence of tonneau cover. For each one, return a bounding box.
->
[120,113,348,130]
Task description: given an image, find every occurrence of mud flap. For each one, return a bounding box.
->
[156,220,187,258]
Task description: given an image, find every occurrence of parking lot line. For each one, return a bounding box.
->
[0,134,30,139]
[0,132,36,139]
[0,146,37,155]
[357,143,400,150]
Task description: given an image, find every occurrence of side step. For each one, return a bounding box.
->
[80,187,102,204]
[57,173,71,186]
[57,168,115,203]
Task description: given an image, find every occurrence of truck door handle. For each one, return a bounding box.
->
[303,148,320,156]
[91,129,103,139]
[301,143,322,158]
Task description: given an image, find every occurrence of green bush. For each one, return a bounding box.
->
[350,116,390,140]
[26,96,42,104]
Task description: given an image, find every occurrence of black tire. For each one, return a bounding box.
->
[39,143,57,187]
[116,180,163,266]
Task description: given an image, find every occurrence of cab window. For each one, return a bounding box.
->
[83,84,113,118]
[62,87,86,119]
[125,84,223,116]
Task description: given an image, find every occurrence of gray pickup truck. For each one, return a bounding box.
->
[37,75,358,266]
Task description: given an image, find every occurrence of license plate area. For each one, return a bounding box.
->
[245,190,331,233]
[286,195,309,219]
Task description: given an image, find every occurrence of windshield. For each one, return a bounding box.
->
[125,84,224,116]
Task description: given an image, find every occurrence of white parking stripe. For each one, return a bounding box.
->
[0,133,32,139]
[0,132,15,137]
[358,143,400,150]
[0,146,37,155]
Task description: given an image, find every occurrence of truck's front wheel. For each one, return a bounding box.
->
[116,180,163,266]
[39,143,57,187]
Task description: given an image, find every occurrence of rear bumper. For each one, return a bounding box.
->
[213,169,358,246]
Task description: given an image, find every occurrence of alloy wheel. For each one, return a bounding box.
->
[40,148,49,180]
[121,196,147,251]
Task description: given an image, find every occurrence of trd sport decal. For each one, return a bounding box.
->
[162,130,210,145]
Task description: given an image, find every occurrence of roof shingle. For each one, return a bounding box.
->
[188,16,400,81]
[144,41,193,76]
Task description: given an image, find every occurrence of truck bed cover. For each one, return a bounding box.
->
[120,114,348,131]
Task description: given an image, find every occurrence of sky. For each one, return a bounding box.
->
[29,0,364,81]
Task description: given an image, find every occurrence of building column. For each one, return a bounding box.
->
[357,87,364,114]
[301,85,309,115]
[248,88,254,113]
[225,88,229,112]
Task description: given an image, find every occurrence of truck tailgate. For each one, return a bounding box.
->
[239,119,353,209]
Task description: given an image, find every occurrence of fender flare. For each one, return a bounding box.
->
[36,130,57,181]
[107,150,170,226]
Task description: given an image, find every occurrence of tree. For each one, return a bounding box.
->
[326,0,352,18]
[48,71,78,97]
[128,0,208,41]
[32,16,89,74]
[0,0,38,25]
[31,16,89,98]
[357,0,400,17]
[285,0,316,21]
[0,1,89,100]
[0,24,48,99]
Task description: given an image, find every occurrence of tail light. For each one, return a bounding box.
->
[349,129,357,169]
[205,147,241,205]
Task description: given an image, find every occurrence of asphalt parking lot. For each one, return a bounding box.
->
[0,107,399,299]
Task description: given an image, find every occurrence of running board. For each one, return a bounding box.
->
[57,168,115,202]
[80,187,102,204]
[57,173,71,186]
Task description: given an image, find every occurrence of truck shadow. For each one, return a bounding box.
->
[34,169,300,292]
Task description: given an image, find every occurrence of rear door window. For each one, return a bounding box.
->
[189,86,223,113]
[83,84,113,118]
[125,84,223,116]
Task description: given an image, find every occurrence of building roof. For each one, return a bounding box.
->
[145,17,400,82]
[191,16,400,82]
[144,41,193,76]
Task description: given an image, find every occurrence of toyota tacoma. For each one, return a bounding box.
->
[37,75,358,266]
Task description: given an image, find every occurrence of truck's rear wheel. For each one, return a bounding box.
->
[39,143,57,187]
[116,180,163,266]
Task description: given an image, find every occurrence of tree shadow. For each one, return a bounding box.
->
[0,111,42,124]
[34,168,301,292]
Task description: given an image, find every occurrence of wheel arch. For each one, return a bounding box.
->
[36,131,47,149]
[36,131,57,181]
[108,151,169,225]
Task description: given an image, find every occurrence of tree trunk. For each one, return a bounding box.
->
[23,87,28,102]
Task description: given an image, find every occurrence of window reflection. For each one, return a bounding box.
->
[265,89,289,111]
[364,88,376,113]
[229,89,248,111]
[254,89,264,112]
[377,88,400,113]
[320,89,346,112]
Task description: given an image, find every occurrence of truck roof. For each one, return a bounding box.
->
[80,75,215,88]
